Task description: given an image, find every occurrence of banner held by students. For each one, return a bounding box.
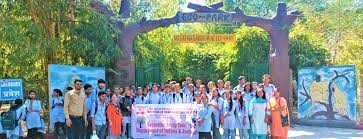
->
[131,104,199,139]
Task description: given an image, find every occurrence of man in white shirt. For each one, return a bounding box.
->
[262,74,276,101]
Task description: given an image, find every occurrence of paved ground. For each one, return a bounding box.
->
[288,125,363,139]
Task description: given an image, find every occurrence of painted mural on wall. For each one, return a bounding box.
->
[298,65,357,121]
[48,64,105,129]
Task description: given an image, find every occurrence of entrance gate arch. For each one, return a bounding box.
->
[91,0,302,101]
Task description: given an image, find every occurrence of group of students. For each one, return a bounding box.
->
[190,75,290,139]
[0,91,44,139]
[0,74,289,139]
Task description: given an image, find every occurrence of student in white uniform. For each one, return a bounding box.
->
[221,90,236,139]
[171,83,184,104]
[234,90,250,139]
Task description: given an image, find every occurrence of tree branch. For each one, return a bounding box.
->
[127,14,179,34]
[90,0,115,17]
[286,10,303,25]
[119,0,131,18]
[187,3,225,13]
[234,7,272,31]
[90,0,124,30]
[209,2,223,9]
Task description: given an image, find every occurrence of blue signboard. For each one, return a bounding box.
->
[0,79,23,100]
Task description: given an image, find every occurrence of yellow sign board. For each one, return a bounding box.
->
[173,34,236,43]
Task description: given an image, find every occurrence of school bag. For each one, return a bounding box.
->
[1,106,22,130]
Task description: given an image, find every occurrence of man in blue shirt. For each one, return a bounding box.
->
[84,84,93,139]
[91,92,107,139]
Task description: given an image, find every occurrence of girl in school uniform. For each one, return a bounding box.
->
[235,90,250,139]
[196,94,213,139]
[25,90,43,139]
[221,90,236,139]
[135,87,147,104]
[160,84,172,104]
[249,88,269,139]
[51,89,66,139]
[193,92,202,104]
[209,88,223,139]
[6,99,26,139]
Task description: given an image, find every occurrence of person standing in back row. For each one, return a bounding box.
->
[120,88,134,139]
[262,74,276,101]
[91,79,106,105]
[64,79,88,139]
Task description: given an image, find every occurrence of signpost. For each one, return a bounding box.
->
[178,12,234,23]
[0,79,23,100]
[173,34,236,43]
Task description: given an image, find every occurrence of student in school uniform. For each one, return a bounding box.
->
[209,88,223,139]
[84,84,94,139]
[216,79,225,95]
[262,74,276,101]
[184,84,195,103]
[194,79,202,92]
[182,77,193,93]
[145,83,162,104]
[234,76,247,92]
[25,90,43,139]
[51,89,66,139]
[193,92,202,105]
[206,81,216,94]
[196,94,213,139]
[221,81,234,100]
[199,85,207,95]
[91,92,107,139]
[243,83,255,104]
[135,87,147,104]
[160,84,172,104]
[235,90,250,139]
[221,90,236,139]
[171,83,184,104]
[5,99,26,139]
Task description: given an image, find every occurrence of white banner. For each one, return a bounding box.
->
[131,104,200,139]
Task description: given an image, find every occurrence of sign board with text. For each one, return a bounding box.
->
[0,79,23,100]
[178,12,234,23]
[173,34,236,43]
[131,104,200,139]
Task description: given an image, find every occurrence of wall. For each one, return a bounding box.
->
[297,65,357,125]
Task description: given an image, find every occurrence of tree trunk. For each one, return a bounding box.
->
[268,29,291,102]
[110,32,136,86]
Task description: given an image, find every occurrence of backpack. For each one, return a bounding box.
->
[94,102,108,115]
[1,106,22,130]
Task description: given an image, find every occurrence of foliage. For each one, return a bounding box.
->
[0,0,120,117]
